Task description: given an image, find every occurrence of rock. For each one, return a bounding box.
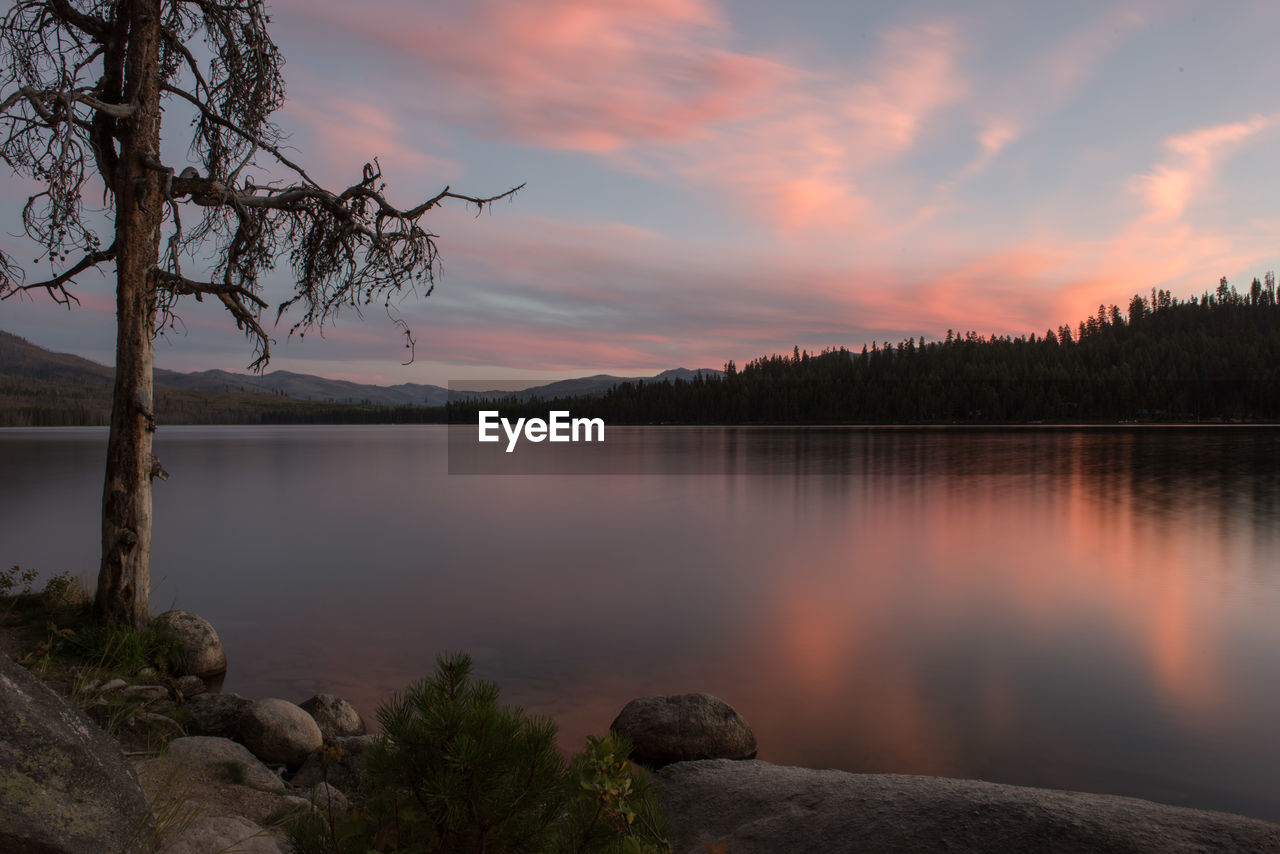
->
[164,736,285,793]
[119,684,170,704]
[655,760,1280,854]
[238,698,323,767]
[155,609,227,680]
[131,712,186,744]
[174,675,205,698]
[100,677,128,693]
[299,693,366,741]
[291,734,378,792]
[157,814,283,854]
[0,651,152,854]
[308,781,350,816]
[611,693,757,766]
[186,692,251,738]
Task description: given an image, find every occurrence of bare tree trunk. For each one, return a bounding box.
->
[96,0,163,628]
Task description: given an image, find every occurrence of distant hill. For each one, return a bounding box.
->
[0,329,722,425]
[466,368,721,402]
[0,329,115,385]
[153,367,454,406]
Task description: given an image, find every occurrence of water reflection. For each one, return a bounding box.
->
[2,426,1280,820]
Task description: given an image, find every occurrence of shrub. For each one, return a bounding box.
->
[286,652,670,854]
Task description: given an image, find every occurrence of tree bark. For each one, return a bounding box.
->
[96,0,163,628]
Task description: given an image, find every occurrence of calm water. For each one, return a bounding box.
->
[3,425,1280,820]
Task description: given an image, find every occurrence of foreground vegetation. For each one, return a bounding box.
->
[3,568,671,853]
[289,653,670,854]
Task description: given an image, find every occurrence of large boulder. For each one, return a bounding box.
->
[158,814,283,854]
[0,651,153,854]
[611,693,756,767]
[163,736,285,793]
[299,693,366,741]
[185,692,252,738]
[655,760,1280,854]
[238,698,323,767]
[155,610,227,682]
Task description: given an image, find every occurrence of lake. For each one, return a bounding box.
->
[3,424,1280,820]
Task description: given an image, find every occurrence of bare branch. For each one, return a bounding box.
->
[162,82,318,188]
[0,242,115,306]
[151,268,273,369]
[150,268,267,308]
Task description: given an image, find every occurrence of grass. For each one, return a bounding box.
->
[3,566,186,748]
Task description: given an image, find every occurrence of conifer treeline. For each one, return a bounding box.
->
[7,277,1280,426]
[449,277,1280,425]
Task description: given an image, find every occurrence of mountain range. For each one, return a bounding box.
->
[0,329,720,407]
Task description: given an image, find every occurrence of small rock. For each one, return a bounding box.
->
[308,781,350,815]
[299,693,366,741]
[118,684,169,704]
[133,712,185,744]
[155,609,227,680]
[136,665,158,678]
[99,677,127,693]
[238,698,323,767]
[611,693,757,767]
[186,692,252,738]
[174,675,206,698]
[291,734,378,792]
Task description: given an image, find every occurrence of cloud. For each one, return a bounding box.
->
[278,0,787,153]
[274,0,970,238]
[283,87,461,187]
[1130,115,1273,222]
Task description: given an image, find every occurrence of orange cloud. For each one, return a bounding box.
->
[1131,116,1273,222]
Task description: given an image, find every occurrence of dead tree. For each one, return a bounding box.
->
[0,0,520,628]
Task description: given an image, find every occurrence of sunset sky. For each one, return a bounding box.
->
[4,0,1280,386]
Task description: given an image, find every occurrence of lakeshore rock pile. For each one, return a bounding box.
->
[7,609,1280,853]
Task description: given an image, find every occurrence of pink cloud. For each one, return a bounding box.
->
[1130,115,1273,222]
[279,0,787,153]
[282,87,461,187]
[841,25,967,154]
[1040,4,1151,102]
[273,1,969,238]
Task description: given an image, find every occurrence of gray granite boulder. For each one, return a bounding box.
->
[611,693,756,767]
[186,691,252,739]
[238,698,323,767]
[158,814,282,854]
[299,693,366,741]
[0,651,152,854]
[155,610,227,682]
[163,736,285,793]
[655,760,1280,854]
